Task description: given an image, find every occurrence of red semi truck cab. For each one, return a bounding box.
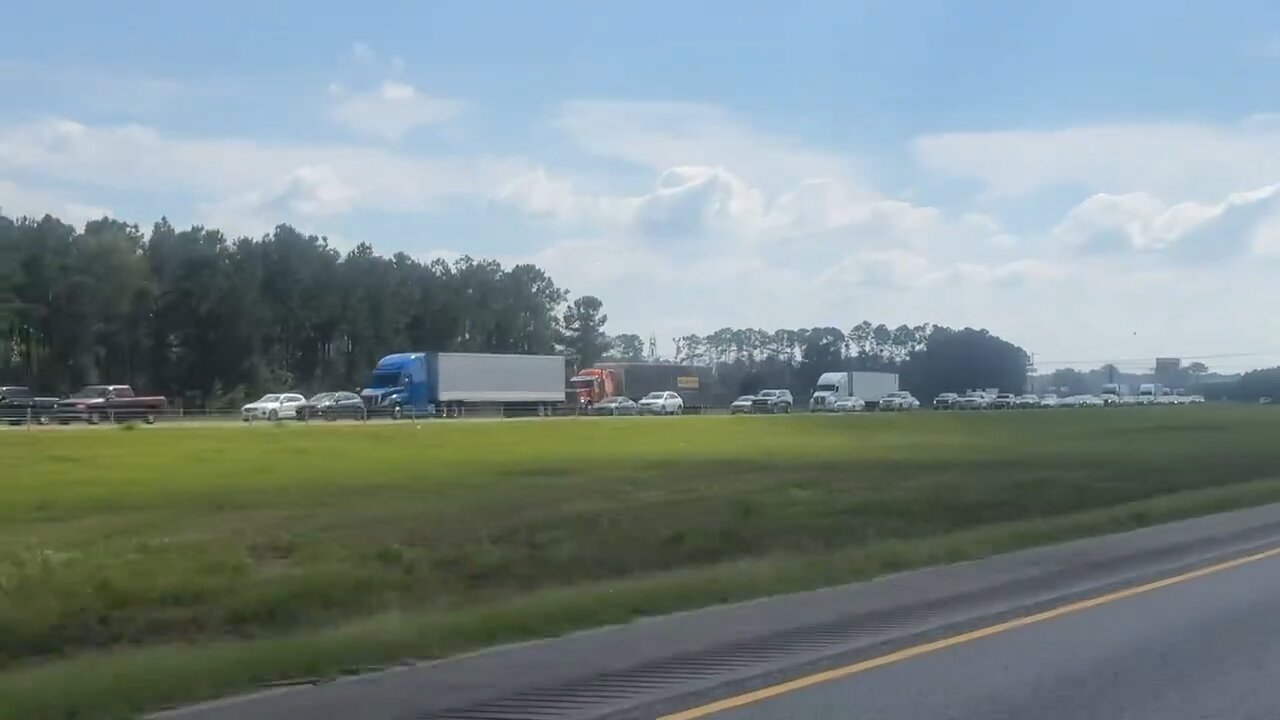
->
[567,368,620,407]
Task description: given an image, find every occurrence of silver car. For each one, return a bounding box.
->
[730,395,755,414]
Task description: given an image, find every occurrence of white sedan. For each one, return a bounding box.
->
[834,396,866,413]
[729,395,755,414]
[637,391,684,415]
[242,393,307,422]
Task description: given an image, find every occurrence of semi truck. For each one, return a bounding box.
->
[569,363,720,409]
[361,352,567,418]
[1137,383,1164,404]
[809,371,899,412]
[1100,383,1129,406]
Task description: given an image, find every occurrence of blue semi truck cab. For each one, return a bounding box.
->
[360,353,435,419]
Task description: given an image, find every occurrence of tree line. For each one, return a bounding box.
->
[600,324,1032,402]
[2,210,1034,407]
[0,213,610,406]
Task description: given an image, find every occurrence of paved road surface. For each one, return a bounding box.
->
[679,551,1280,720]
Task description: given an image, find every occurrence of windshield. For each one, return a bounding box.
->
[309,393,334,404]
[644,392,665,400]
[939,393,957,398]
[368,371,402,389]
[71,386,111,399]
[568,377,596,389]
[736,396,753,402]
[758,390,777,397]
[814,383,838,392]
[256,394,280,403]
[966,392,985,398]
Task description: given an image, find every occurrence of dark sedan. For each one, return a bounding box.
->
[295,391,367,421]
[589,396,639,416]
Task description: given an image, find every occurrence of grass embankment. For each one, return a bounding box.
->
[3,407,1280,718]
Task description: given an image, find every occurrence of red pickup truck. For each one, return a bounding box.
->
[54,385,168,424]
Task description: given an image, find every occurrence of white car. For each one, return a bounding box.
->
[242,393,307,422]
[834,396,866,413]
[1189,394,1206,404]
[637,391,684,415]
[1038,393,1060,408]
[955,391,991,410]
[879,391,920,411]
[1079,395,1105,408]
[729,395,754,414]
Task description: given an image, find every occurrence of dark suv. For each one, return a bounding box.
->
[751,389,794,414]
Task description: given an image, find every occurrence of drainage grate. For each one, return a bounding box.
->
[421,606,938,719]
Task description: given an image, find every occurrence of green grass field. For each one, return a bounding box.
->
[4,407,1280,718]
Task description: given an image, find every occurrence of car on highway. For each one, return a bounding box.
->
[1189,394,1206,404]
[954,391,990,410]
[729,395,755,414]
[989,392,1017,410]
[1081,394,1105,408]
[1038,393,1059,408]
[0,386,58,425]
[932,392,958,410]
[242,393,307,422]
[637,391,684,415]
[590,396,639,416]
[751,389,794,414]
[834,395,866,413]
[54,385,167,424]
[879,391,919,411]
[295,391,366,421]
[1015,394,1041,409]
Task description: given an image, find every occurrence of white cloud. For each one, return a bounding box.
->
[198,165,361,236]
[0,178,111,227]
[1053,183,1280,259]
[913,117,1280,198]
[495,164,1003,252]
[0,117,527,224]
[554,101,852,190]
[329,81,465,141]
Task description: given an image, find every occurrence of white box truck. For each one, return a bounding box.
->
[809,371,899,412]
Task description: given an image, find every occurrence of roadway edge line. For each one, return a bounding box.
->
[658,545,1280,719]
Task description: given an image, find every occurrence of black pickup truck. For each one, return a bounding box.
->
[0,386,59,425]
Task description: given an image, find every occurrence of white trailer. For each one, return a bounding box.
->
[809,371,899,411]
[435,353,567,403]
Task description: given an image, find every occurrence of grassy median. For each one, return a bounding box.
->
[3,406,1280,718]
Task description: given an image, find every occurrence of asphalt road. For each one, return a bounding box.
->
[678,551,1280,720]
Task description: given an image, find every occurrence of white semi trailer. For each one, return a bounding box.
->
[809,371,899,412]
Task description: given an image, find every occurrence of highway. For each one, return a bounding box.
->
[665,549,1280,720]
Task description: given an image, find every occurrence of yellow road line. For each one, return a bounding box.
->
[660,545,1280,719]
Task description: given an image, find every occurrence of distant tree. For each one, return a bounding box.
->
[902,327,1030,400]
[610,333,646,362]
[560,295,610,370]
[1187,361,1209,375]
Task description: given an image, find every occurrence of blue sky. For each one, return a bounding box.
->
[4,1,1280,370]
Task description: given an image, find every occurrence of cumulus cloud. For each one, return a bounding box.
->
[495,164,1003,251]
[0,117,527,219]
[913,117,1280,198]
[329,81,465,141]
[553,101,852,189]
[0,177,111,227]
[198,165,360,236]
[1053,184,1280,260]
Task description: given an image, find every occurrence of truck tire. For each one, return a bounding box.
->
[391,404,403,421]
